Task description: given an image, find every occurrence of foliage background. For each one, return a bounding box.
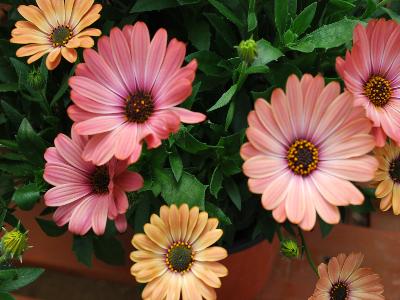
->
[0,0,398,269]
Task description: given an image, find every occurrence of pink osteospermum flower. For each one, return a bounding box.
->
[309,253,384,300]
[240,74,378,231]
[68,21,206,166]
[43,129,143,236]
[336,19,400,147]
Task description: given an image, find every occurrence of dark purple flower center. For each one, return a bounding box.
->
[389,156,400,183]
[165,241,194,273]
[125,92,154,123]
[329,281,348,300]
[287,139,319,176]
[50,25,73,47]
[364,75,392,107]
[91,166,110,194]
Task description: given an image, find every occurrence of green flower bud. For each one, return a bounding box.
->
[237,38,257,64]
[1,227,29,262]
[27,69,45,91]
[280,239,300,259]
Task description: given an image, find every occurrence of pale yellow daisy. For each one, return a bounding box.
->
[130,204,228,300]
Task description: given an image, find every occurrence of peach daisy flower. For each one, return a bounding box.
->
[240,74,378,230]
[11,0,102,70]
[68,21,205,166]
[336,19,400,147]
[43,129,143,236]
[309,253,384,300]
[372,140,400,214]
[131,204,228,300]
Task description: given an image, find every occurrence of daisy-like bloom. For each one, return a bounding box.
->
[336,19,400,147]
[11,0,102,70]
[68,21,206,166]
[240,74,378,230]
[309,253,384,300]
[43,128,143,236]
[131,204,228,300]
[372,140,400,215]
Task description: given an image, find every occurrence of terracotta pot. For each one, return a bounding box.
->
[16,204,279,299]
[218,238,279,300]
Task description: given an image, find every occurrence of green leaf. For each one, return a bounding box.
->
[381,7,400,23]
[248,0,257,32]
[9,58,29,89]
[283,29,297,44]
[16,119,47,165]
[210,165,223,198]
[274,0,288,37]
[130,0,178,12]
[94,236,125,266]
[224,100,235,130]
[50,64,76,106]
[12,183,41,211]
[181,81,201,109]
[204,13,237,47]
[330,0,355,9]
[0,83,18,92]
[208,84,237,112]
[0,268,44,292]
[72,235,93,267]
[175,127,217,154]
[291,2,317,35]
[36,218,67,237]
[188,20,211,51]
[319,218,333,238]
[0,292,14,300]
[288,18,361,53]
[205,202,232,225]
[252,39,283,67]
[186,51,227,77]
[207,0,244,28]
[169,147,183,182]
[361,0,377,18]
[1,101,23,128]
[245,65,270,75]
[224,177,241,210]
[155,169,206,209]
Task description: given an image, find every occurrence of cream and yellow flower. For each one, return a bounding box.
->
[131,204,228,300]
[373,140,400,214]
[11,0,102,70]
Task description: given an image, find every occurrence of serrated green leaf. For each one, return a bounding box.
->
[288,18,361,53]
[169,147,183,182]
[0,268,44,292]
[186,51,227,77]
[155,169,206,209]
[208,0,244,28]
[205,202,232,225]
[291,2,317,35]
[175,127,217,154]
[210,165,223,198]
[94,236,125,266]
[36,218,67,237]
[224,177,241,210]
[16,119,47,165]
[12,183,40,210]
[204,13,237,46]
[275,0,288,37]
[1,101,23,128]
[208,84,237,112]
[72,235,93,267]
[252,39,283,67]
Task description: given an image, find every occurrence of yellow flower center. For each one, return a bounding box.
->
[287,139,319,176]
[389,157,400,183]
[364,75,392,107]
[91,166,109,194]
[165,241,194,273]
[125,92,154,123]
[50,25,73,47]
[329,281,349,300]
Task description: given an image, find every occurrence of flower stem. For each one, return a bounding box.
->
[276,225,284,241]
[298,227,319,277]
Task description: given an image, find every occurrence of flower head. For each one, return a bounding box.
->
[237,38,257,64]
[27,68,45,90]
[372,140,400,214]
[43,128,143,236]
[309,253,384,300]
[68,21,206,166]
[1,227,29,261]
[131,204,228,300]
[280,239,300,259]
[241,74,378,230]
[336,19,400,147]
[11,0,102,70]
